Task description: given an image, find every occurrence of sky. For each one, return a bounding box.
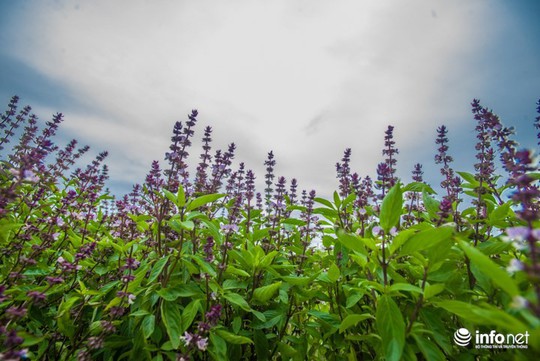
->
[1,0,539,199]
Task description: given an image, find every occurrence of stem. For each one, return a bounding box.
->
[406,266,428,333]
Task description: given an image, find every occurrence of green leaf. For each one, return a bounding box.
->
[376,295,405,361]
[215,329,253,345]
[182,299,202,332]
[333,191,342,208]
[401,226,453,255]
[423,284,445,300]
[327,263,340,282]
[186,193,226,211]
[253,282,282,303]
[225,265,251,278]
[457,171,479,186]
[308,310,341,329]
[281,218,306,226]
[170,219,195,232]
[488,201,511,227]
[157,284,202,301]
[339,314,372,333]
[314,197,335,209]
[142,314,155,339]
[161,300,183,349]
[162,189,177,206]
[458,240,519,297]
[57,296,80,339]
[147,255,170,284]
[422,192,440,220]
[434,300,527,333]
[224,293,252,312]
[379,182,403,233]
[387,283,423,295]
[337,231,368,254]
[402,182,436,194]
[176,184,186,207]
[412,334,446,361]
[210,333,228,359]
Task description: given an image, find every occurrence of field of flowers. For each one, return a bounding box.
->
[0,95,539,360]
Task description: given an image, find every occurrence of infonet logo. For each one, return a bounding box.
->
[453,328,529,349]
[453,328,472,346]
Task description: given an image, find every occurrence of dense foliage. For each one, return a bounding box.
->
[1,95,539,360]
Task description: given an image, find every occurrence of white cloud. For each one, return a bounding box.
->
[7,0,505,197]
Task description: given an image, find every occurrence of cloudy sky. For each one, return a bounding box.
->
[1,0,539,198]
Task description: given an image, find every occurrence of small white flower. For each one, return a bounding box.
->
[372,226,382,236]
[127,294,136,305]
[196,337,208,351]
[506,259,523,274]
[510,296,528,309]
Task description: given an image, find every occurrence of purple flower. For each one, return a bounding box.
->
[507,259,524,274]
[220,224,238,234]
[205,304,222,326]
[0,284,8,302]
[87,336,104,349]
[109,306,126,318]
[196,337,208,351]
[27,290,46,302]
[6,306,27,319]
[203,237,215,262]
[124,257,140,270]
[45,276,64,285]
[180,331,194,346]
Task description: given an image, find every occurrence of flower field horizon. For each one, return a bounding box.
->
[1,95,540,360]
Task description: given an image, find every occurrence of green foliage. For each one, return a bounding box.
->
[1,97,539,360]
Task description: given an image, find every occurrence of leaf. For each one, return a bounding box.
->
[57,296,80,339]
[176,184,186,207]
[457,171,479,186]
[402,182,436,194]
[162,189,177,206]
[142,314,155,339]
[157,284,202,301]
[170,219,195,232]
[434,300,527,333]
[327,263,340,282]
[225,265,251,278]
[147,255,170,284]
[339,314,372,333]
[488,201,511,227]
[281,275,315,286]
[161,300,183,349]
[253,282,282,303]
[400,226,453,255]
[376,295,405,361]
[281,218,306,226]
[388,229,415,256]
[313,207,338,220]
[336,231,368,254]
[314,197,335,209]
[379,182,403,233]
[308,310,341,329]
[182,299,202,332]
[186,193,226,211]
[215,329,253,345]
[458,240,519,297]
[333,191,342,208]
[387,283,423,295]
[422,192,440,220]
[224,293,252,312]
[423,284,445,300]
[412,334,446,361]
